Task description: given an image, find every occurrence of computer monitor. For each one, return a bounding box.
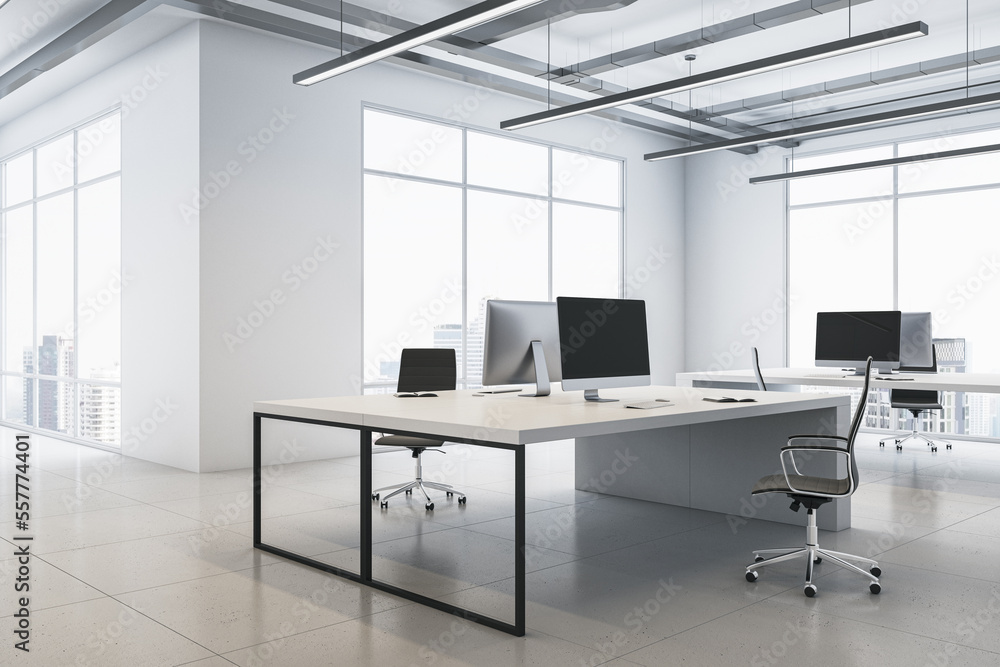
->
[556,296,651,402]
[899,312,934,371]
[815,311,902,375]
[482,300,562,397]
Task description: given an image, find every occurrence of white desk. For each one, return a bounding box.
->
[253,385,849,636]
[676,367,1000,394]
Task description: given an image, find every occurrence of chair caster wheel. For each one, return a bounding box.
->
[814,557,822,564]
[371,493,379,501]
[380,501,388,509]
[405,489,412,495]
[879,441,885,447]
[446,491,453,497]
[931,447,938,452]
[896,445,902,451]
[458,496,467,504]
[870,583,881,594]
[870,566,881,577]
[425,503,434,511]
[746,571,759,582]
[754,555,764,563]
[804,584,817,598]
[946,444,952,450]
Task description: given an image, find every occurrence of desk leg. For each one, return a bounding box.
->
[515,446,525,636]
[253,413,262,547]
[361,428,373,582]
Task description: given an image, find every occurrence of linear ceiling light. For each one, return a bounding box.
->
[293,0,546,85]
[500,22,928,131]
[0,0,10,8]
[644,90,1000,161]
[749,142,1000,184]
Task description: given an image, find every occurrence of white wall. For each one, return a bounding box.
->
[0,25,202,470]
[683,109,1000,376]
[195,21,685,471]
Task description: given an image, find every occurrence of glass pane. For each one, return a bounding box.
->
[467,191,549,386]
[898,128,1000,194]
[364,175,462,384]
[3,375,31,425]
[552,149,621,207]
[899,189,1000,374]
[467,132,548,196]
[78,381,120,445]
[789,146,894,206]
[37,193,75,373]
[78,178,122,380]
[363,110,462,183]
[3,206,33,374]
[36,135,75,197]
[77,113,122,183]
[788,201,893,367]
[4,152,33,206]
[552,203,620,298]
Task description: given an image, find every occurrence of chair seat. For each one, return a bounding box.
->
[375,434,445,449]
[752,473,850,496]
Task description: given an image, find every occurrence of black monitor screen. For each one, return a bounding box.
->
[815,311,902,364]
[557,297,650,380]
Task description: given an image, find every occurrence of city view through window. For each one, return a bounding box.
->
[362,108,623,391]
[1,112,122,446]
[788,127,1000,439]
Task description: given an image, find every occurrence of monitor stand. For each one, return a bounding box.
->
[519,340,551,397]
[583,389,617,403]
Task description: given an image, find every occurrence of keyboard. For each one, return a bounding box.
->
[625,401,672,410]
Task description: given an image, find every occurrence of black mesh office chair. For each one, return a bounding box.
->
[745,357,881,597]
[371,348,467,511]
[879,347,952,452]
[751,347,767,392]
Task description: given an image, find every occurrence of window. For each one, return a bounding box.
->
[363,108,623,390]
[787,127,1000,437]
[1,112,122,446]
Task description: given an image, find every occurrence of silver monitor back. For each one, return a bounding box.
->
[899,312,934,370]
[483,300,562,386]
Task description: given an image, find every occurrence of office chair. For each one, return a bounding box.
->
[751,347,767,392]
[745,357,881,597]
[371,348,467,511]
[879,347,952,452]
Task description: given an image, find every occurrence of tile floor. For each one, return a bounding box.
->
[3,425,1000,666]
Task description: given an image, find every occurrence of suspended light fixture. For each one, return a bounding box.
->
[293,0,547,86]
[644,90,1000,161]
[500,22,929,131]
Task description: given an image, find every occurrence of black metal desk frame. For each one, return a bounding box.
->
[253,412,526,636]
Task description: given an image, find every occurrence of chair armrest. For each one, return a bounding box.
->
[779,445,852,496]
[787,434,847,444]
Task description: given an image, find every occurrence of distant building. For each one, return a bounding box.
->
[78,367,121,445]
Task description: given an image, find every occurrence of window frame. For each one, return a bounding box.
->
[361,104,626,391]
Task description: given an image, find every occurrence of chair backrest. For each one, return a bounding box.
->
[396,348,456,393]
[891,344,940,404]
[845,357,873,489]
[751,347,767,392]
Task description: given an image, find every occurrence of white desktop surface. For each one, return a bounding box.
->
[676,368,1000,394]
[255,385,848,446]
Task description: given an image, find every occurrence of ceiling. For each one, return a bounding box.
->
[2,0,999,153]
